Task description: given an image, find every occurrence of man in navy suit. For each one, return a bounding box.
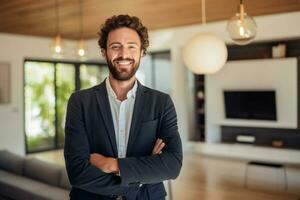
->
[64,14,182,200]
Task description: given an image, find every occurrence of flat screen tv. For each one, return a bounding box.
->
[224,90,277,121]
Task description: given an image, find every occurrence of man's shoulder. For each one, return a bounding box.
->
[142,85,171,101]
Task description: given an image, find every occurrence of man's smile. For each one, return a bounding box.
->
[115,60,133,65]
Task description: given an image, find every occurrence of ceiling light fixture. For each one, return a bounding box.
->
[77,0,87,59]
[50,0,64,58]
[227,0,257,45]
[182,0,228,74]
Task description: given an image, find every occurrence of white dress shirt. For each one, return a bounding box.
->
[105,77,137,158]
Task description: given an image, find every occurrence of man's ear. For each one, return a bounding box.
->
[141,49,145,57]
[101,48,106,58]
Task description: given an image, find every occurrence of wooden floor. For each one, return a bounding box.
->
[29,150,300,200]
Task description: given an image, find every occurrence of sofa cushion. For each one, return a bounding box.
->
[28,183,69,200]
[0,150,24,175]
[24,158,62,187]
[59,168,71,190]
[0,169,69,200]
[0,169,46,200]
[0,170,11,179]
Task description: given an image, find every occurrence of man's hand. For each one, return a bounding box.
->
[89,153,119,173]
[152,138,165,155]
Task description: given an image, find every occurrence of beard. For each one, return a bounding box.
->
[106,55,140,81]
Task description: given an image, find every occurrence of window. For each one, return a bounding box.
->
[24,60,107,153]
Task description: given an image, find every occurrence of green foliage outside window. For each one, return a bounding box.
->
[25,61,106,153]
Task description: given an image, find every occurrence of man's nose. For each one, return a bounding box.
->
[118,47,130,58]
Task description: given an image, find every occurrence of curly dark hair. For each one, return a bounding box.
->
[98,14,149,55]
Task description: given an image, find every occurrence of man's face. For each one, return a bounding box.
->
[102,27,144,81]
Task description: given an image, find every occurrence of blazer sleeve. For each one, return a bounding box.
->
[64,93,125,195]
[117,95,183,186]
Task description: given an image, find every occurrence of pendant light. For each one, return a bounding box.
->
[227,0,257,45]
[183,0,228,74]
[50,0,64,57]
[77,0,87,59]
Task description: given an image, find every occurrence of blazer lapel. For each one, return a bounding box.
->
[94,81,118,157]
[126,81,146,156]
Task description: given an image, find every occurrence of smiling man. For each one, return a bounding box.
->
[64,15,182,200]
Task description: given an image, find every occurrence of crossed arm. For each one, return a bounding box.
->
[89,138,166,174]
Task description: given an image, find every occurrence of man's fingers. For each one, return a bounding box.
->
[154,142,165,154]
[156,138,162,146]
[152,139,165,155]
[152,138,162,154]
[157,142,165,152]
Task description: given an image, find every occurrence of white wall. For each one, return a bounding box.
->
[206,58,298,143]
[1,11,300,155]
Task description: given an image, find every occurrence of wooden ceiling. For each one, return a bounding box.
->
[0,0,300,39]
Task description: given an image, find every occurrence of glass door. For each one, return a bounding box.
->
[24,60,107,153]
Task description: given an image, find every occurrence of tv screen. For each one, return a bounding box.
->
[224,90,277,121]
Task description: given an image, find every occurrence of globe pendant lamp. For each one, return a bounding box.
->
[227,0,257,45]
[183,0,228,74]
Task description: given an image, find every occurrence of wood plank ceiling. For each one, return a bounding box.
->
[0,0,300,39]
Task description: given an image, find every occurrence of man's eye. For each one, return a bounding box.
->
[111,46,121,50]
[129,46,137,49]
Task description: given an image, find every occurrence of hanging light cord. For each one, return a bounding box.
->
[55,0,59,36]
[240,0,244,21]
[79,0,83,39]
[201,0,206,25]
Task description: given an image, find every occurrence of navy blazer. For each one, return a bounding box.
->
[64,80,182,200]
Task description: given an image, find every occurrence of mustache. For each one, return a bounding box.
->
[113,57,134,62]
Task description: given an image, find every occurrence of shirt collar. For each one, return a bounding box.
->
[105,77,137,100]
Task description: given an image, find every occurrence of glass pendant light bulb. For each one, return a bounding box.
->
[55,45,61,53]
[51,35,64,58]
[78,48,85,57]
[76,0,87,59]
[77,39,87,59]
[227,2,257,45]
[54,35,62,53]
[239,26,245,36]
